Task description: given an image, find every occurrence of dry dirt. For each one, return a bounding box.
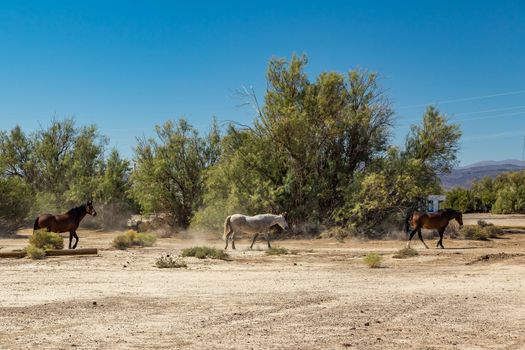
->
[1,228,524,350]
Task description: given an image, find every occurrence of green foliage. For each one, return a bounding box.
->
[405,106,462,174]
[0,177,33,234]
[446,170,525,214]
[393,247,419,259]
[445,187,477,212]
[0,119,136,229]
[155,255,187,268]
[112,230,156,250]
[363,252,383,268]
[180,246,230,260]
[25,245,46,259]
[29,230,64,250]
[131,119,219,228]
[195,55,396,229]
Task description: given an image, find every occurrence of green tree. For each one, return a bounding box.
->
[131,118,218,228]
[0,177,33,234]
[405,106,462,174]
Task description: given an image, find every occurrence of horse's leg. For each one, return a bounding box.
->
[417,229,429,249]
[72,231,79,249]
[69,232,73,249]
[231,232,236,250]
[224,232,230,250]
[250,233,259,249]
[266,232,272,249]
[438,228,445,249]
[407,228,418,248]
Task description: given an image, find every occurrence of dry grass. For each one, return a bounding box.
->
[29,230,64,250]
[155,254,187,268]
[392,247,419,259]
[363,252,383,268]
[25,245,46,259]
[180,246,230,260]
[266,246,298,255]
[112,230,157,250]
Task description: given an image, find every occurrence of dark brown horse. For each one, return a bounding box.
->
[405,208,463,249]
[33,200,97,249]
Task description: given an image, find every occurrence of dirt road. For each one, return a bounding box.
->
[0,230,524,349]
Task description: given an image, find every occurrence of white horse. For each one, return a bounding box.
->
[223,213,289,250]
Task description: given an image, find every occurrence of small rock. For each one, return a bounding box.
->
[92,301,97,306]
[364,322,370,326]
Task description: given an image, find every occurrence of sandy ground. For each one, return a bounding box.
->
[0,226,524,350]
[463,213,525,228]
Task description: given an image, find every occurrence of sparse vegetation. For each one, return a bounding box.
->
[112,230,157,250]
[180,246,230,260]
[155,254,187,268]
[25,245,46,259]
[393,247,419,259]
[266,246,296,255]
[29,230,64,250]
[363,252,383,268]
[459,221,503,241]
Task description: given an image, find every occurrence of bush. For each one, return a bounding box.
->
[25,245,46,259]
[459,226,489,241]
[112,230,157,250]
[393,247,419,259]
[459,221,503,241]
[180,246,230,260]
[363,252,383,268]
[29,230,64,250]
[155,254,187,268]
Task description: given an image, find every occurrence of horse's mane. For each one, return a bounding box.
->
[66,204,86,215]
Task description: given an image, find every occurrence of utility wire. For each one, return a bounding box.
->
[398,89,525,109]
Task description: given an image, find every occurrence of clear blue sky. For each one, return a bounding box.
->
[1,0,524,165]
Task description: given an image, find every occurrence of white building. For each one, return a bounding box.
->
[427,194,446,212]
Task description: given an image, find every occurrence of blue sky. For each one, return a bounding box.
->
[1,0,524,165]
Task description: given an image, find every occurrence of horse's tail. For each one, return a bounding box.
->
[405,212,413,234]
[33,217,40,233]
[223,215,232,241]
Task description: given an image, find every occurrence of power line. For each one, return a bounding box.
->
[454,105,525,117]
[398,89,525,109]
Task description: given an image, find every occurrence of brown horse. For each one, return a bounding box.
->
[405,208,463,249]
[33,200,97,249]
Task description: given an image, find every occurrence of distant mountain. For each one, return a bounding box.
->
[440,159,525,189]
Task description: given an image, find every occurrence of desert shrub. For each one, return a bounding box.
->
[25,245,46,259]
[393,247,419,259]
[112,234,131,250]
[459,221,503,241]
[363,252,383,268]
[484,225,503,238]
[29,230,64,250]
[266,246,296,255]
[112,230,157,250]
[181,246,229,260]
[155,254,187,268]
[459,226,489,241]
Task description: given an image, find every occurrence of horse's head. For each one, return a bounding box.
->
[86,200,97,216]
[276,214,289,231]
[455,211,463,227]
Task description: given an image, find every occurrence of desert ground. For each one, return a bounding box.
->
[0,214,524,349]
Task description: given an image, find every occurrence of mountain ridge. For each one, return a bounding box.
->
[440,159,525,189]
